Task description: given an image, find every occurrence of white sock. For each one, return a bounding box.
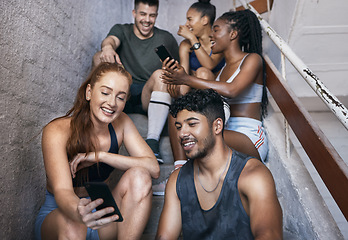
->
[147,91,171,141]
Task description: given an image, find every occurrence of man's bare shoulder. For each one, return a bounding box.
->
[239,158,276,194]
[164,168,181,195]
[242,158,268,174]
[167,168,180,186]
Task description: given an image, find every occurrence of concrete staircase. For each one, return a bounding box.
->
[291,97,348,239]
[267,95,348,239]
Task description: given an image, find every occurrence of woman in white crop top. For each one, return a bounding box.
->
[162,10,269,162]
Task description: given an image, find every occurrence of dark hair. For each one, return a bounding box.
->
[219,10,268,119]
[190,0,216,26]
[170,89,225,126]
[65,62,132,183]
[135,0,159,9]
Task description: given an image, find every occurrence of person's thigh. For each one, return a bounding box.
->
[141,69,167,111]
[38,191,97,240]
[195,67,216,81]
[223,130,261,160]
[41,208,88,240]
[98,168,152,239]
[124,83,145,114]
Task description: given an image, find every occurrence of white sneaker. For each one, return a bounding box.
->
[152,178,168,196]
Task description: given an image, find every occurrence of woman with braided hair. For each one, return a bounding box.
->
[162,9,269,163]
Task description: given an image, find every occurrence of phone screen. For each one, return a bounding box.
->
[84,182,123,222]
[155,45,176,69]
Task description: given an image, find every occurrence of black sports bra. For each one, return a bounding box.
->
[73,123,119,187]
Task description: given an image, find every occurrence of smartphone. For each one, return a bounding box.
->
[155,45,176,67]
[84,182,123,222]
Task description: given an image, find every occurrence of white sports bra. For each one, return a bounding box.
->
[216,54,263,105]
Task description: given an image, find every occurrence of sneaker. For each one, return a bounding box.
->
[155,153,164,164]
[146,139,163,164]
[152,178,168,196]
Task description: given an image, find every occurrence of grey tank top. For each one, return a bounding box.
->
[176,150,254,240]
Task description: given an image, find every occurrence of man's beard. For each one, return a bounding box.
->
[187,132,216,161]
[134,20,153,38]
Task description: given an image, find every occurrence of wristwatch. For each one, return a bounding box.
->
[191,42,201,50]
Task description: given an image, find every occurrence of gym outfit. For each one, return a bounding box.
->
[176,150,254,240]
[35,123,119,240]
[216,54,268,162]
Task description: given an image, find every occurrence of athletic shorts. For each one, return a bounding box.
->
[225,117,268,162]
[34,191,100,240]
[124,83,146,115]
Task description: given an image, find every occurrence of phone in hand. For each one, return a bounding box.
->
[155,45,176,68]
[84,182,123,222]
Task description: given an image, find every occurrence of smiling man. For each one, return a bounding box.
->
[93,0,179,165]
[156,89,283,240]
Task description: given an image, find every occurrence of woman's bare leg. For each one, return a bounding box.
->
[99,167,152,240]
[223,130,261,160]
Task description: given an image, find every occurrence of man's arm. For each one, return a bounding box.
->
[99,35,122,64]
[156,170,182,240]
[239,159,283,240]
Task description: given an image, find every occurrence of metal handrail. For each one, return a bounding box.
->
[238,0,348,130]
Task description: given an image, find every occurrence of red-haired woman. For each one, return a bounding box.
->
[35,62,159,239]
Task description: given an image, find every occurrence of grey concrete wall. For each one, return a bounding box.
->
[0,0,127,238]
[0,0,243,238]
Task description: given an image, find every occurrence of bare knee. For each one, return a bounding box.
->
[196,67,214,80]
[149,69,167,91]
[123,167,152,201]
[62,222,86,240]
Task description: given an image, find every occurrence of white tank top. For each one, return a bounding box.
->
[215,54,263,104]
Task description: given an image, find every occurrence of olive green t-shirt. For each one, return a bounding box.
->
[108,24,179,84]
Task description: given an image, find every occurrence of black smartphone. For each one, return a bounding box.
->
[84,182,123,222]
[155,45,176,67]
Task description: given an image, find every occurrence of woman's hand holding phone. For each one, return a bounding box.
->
[77,197,120,230]
[161,58,188,86]
[80,182,123,230]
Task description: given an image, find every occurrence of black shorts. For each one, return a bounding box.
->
[124,83,147,115]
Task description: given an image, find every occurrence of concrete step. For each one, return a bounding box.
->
[142,196,165,240]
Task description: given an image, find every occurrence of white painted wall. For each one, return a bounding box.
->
[264,0,348,98]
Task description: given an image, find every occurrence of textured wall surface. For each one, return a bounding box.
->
[0,1,127,238]
[0,0,237,238]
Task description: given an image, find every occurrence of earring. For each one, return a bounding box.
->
[86,97,90,101]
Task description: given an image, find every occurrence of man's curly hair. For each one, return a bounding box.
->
[170,89,225,126]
